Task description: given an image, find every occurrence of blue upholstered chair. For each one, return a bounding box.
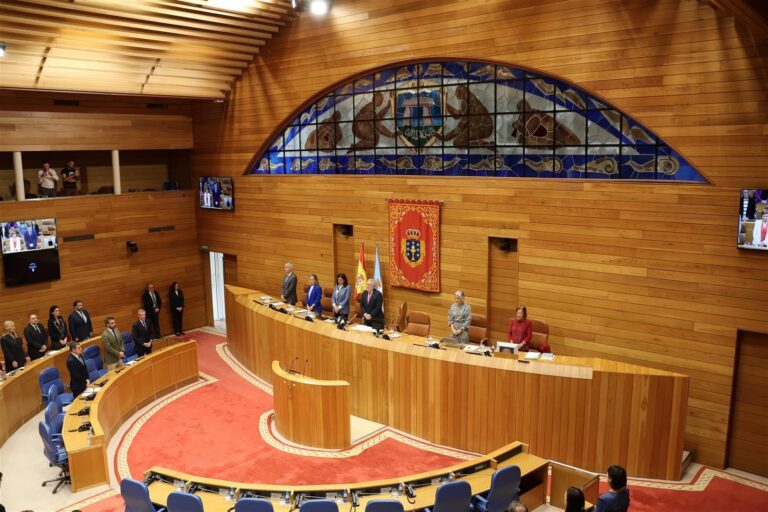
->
[44,400,65,445]
[47,384,67,410]
[39,367,73,405]
[235,497,275,512]
[39,421,69,494]
[167,491,204,512]
[299,499,339,512]
[121,478,166,512]
[472,465,521,512]
[124,339,139,362]
[83,344,101,361]
[365,500,405,512]
[423,480,471,512]
[86,358,107,381]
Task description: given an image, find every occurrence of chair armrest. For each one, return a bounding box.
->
[472,494,488,512]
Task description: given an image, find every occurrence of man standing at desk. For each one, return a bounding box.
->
[281,262,298,305]
[360,278,384,330]
[68,300,93,342]
[131,309,153,357]
[102,317,124,370]
[66,341,89,398]
[142,283,162,338]
[23,314,49,360]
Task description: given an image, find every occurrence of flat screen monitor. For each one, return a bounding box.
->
[738,189,768,251]
[199,177,234,211]
[0,218,61,287]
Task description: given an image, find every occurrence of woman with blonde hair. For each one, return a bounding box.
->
[2,320,29,371]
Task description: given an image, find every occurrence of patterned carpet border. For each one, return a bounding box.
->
[617,465,768,493]
[59,488,119,512]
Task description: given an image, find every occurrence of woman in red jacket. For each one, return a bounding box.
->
[507,305,532,350]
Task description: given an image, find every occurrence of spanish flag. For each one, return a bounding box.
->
[355,242,367,300]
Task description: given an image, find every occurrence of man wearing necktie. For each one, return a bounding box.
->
[131,309,153,357]
[281,262,298,305]
[141,283,162,338]
[359,278,384,330]
[66,341,90,398]
[23,313,49,360]
[101,316,125,370]
[68,300,93,342]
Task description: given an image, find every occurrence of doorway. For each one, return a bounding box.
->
[209,251,226,329]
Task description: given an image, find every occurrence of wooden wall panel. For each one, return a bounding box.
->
[190,0,768,470]
[0,192,207,348]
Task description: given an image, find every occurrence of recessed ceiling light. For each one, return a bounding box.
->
[309,0,329,15]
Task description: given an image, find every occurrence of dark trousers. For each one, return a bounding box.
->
[147,312,161,338]
[172,310,183,334]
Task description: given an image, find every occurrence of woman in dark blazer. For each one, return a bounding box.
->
[48,305,68,350]
[169,281,185,335]
[331,272,351,321]
[2,320,29,371]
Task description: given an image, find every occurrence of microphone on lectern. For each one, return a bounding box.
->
[302,358,309,376]
[288,357,300,374]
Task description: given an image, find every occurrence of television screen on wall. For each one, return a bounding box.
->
[199,177,234,211]
[1,218,61,286]
[738,189,768,251]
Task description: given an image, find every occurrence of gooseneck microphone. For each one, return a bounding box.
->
[288,357,300,374]
[302,358,309,376]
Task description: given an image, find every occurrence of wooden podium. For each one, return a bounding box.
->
[271,360,351,449]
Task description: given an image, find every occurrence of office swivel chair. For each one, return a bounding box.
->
[423,480,471,512]
[39,421,70,494]
[299,499,339,512]
[365,500,405,512]
[121,478,167,512]
[167,491,204,512]
[39,367,73,405]
[235,497,275,512]
[472,465,521,512]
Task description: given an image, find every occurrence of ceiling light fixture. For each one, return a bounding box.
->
[0,42,6,58]
[309,0,330,15]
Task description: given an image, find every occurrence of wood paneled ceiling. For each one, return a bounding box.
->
[0,0,298,98]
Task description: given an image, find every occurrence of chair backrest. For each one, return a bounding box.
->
[365,500,405,512]
[299,500,339,512]
[44,400,63,434]
[39,421,65,465]
[83,345,101,361]
[321,287,334,314]
[394,301,408,332]
[433,480,471,512]
[122,331,133,344]
[530,319,550,352]
[92,354,105,370]
[404,311,431,337]
[86,359,102,382]
[39,367,64,404]
[235,497,275,512]
[167,491,204,512]
[468,313,489,345]
[47,384,61,408]
[121,478,157,512]
[124,340,137,358]
[485,465,521,512]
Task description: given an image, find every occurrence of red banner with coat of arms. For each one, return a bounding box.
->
[388,199,440,292]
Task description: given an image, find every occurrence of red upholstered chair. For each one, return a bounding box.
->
[387,301,408,332]
[530,319,551,353]
[404,311,431,337]
[468,313,489,345]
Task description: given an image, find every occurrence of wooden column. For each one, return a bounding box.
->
[13,151,24,201]
[111,149,121,195]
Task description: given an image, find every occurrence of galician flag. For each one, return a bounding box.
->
[355,242,367,299]
[374,243,383,312]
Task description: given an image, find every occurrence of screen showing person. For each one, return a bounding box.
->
[738,189,768,250]
[0,219,57,254]
[198,177,234,211]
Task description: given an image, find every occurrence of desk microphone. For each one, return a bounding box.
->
[302,358,309,376]
[288,357,300,374]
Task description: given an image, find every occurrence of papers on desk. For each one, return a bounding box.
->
[387,332,402,339]
[324,318,336,324]
[80,387,100,399]
[125,359,137,366]
[540,352,555,361]
[291,309,308,315]
[351,324,375,332]
[260,295,274,303]
[524,351,541,360]
[463,345,487,353]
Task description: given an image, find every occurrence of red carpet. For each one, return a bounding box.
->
[65,330,768,512]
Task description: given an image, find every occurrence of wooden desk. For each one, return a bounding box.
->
[146,441,548,512]
[272,360,350,449]
[227,285,689,480]
[0,336,104,448]
[63,340,199,492]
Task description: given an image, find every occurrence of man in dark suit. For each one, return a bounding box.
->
[281,262,298,305]
[141,283,162,338]
[359,278,384,330]
[131,308,153,357]
[68,300,93,342]
[65,341,89,398]
[23,313,49,360]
